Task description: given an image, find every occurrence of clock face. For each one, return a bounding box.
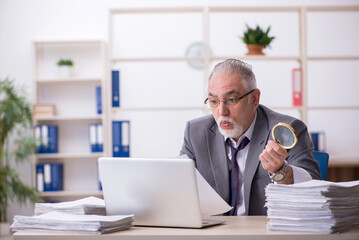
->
[185,42,205,69]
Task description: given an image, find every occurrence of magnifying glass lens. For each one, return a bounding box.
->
[272,123,298,149]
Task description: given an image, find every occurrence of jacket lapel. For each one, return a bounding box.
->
[206,123,230,203]
[243,107,269,215]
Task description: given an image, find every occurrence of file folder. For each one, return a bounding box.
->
[36,163,63,191]
[34,125,42,154]
[112,70,120,107]
[311,131,326,152]
[89,124,97,152]
[112,121,130,157]
[292,68,302,106]
[96,86,102,114]
[47,125,58,153]
[97,123,104,152]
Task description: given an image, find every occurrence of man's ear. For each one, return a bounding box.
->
[252,88,261,107]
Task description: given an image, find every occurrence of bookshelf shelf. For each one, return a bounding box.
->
[111,107,208,112]
[211,56,301,62]
[307,56,359,61]
[112,57,204,63]
[33,40,108,200]
[36,153,104,159]
[34,115,104,121]
[36,78,102,84]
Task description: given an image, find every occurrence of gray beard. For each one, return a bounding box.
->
[216,116,244,139]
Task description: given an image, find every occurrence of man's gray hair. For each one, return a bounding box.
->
[208,59,257,90]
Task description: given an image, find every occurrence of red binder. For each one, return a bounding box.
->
[292,68,302,106]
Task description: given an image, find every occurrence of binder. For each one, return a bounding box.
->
[34,125,42,154]
[36,164,44,192]
[41,125,49,153]
[36,125,58,154]
[112,121,130,157]
[311,131,326,152]
[112,70,120,107]
[89,124,97,152]
[97,123,104,152]
[292,68,302,106]
[96,86,102,114]
[47,125,58,153]
[36,163,63,191]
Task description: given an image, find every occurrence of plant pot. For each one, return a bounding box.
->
[246,44,264,55]
[58,65,73,78]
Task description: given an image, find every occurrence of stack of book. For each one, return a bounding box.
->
[35,196,106,215]
[265,180,359,233]
[11,196,133,234]
[33,104,56,118]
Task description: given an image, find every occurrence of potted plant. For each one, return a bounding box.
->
[57,59,74,78]
[0,78,42,231]
[241,24,275,55]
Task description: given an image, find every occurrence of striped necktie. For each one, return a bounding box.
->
[226,137,250,216]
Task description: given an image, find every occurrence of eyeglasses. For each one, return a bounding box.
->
[204,89,255,108]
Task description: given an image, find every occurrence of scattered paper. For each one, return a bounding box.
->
[195,169,232,216]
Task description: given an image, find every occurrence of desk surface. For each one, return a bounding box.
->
[13,216,359,240]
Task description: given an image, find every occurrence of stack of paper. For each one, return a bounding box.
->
[34,196,106,215]
[265,180,359,233]
[10,211,134,234]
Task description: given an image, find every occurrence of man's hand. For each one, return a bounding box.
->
[259,140,293,184]
[259,140,288,173]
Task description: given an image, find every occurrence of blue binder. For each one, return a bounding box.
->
[89,124,97,152]
[34,125,42,154]
[37,125,58,154]
[47,125,58,153]
[89,123,104,153]
[112,70,120,107]
[96,123,103,152]
[41,125,48,153]
[36,164,45,192]
[112,121,130,157]
[311,132,326,152]
[36,163,63,191]
[96,86,102,114]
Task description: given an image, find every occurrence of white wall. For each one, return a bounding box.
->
[1,0,358,221]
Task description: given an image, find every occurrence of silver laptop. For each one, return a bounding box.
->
[98,157,224,228]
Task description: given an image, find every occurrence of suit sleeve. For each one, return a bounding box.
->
[179,121,196,160]
[286,119,322,180]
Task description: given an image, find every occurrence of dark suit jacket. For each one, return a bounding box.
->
[180,104,322,215]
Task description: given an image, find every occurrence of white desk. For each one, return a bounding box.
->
[13,216,359,240]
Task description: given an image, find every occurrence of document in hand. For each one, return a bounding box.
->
[10,211,134,234]
[34,196,106,215]
[265,179,359,233]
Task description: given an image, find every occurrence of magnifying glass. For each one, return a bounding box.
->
[271,122,298,149]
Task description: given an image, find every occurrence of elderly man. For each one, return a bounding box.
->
[180,59,321,216]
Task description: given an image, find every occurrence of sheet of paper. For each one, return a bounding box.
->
[195,169,232,217]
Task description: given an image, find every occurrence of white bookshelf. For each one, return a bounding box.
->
[108,6,359,170]
[33,40,108,200]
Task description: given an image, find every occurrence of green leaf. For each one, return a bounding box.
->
[240,24,275,48]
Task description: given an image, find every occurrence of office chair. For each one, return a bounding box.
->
[312,151,329,180]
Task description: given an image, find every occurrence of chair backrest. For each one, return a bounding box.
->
[312,151,329,180]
